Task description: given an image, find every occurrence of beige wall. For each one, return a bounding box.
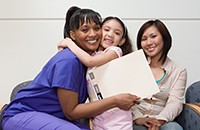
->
[0,0,200,104]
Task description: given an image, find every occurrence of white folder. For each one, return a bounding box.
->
[87,49,159,101]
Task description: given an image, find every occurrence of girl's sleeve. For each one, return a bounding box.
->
[104,46,123,57]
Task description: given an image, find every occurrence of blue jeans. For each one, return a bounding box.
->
[133,121,183,130]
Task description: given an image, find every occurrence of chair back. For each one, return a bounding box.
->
[10,80,32,101]
[0,80,32,130]
[185,80,200,103]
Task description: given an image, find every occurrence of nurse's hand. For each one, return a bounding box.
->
[114,93,140,110]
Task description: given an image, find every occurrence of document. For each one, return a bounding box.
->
[87,49,159,101]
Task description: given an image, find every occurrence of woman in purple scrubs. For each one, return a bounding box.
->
[2,6,139,130]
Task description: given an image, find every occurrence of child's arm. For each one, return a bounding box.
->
[58,38,121,67]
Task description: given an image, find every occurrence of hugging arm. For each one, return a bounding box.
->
[58,38,119,67]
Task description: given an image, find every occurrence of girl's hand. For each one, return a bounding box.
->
[57,38,74,51]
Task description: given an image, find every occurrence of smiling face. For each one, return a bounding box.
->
[141,25,164,60]
[70,19,102,54]
[100,19,125,49]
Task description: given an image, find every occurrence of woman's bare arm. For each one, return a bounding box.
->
[57,88,139,120]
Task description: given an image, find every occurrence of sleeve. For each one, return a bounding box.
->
[104,46,123,57]
[131,105,146,121]
[51,59,81,92]
[155,68,187,122]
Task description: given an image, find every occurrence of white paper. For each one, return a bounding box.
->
[87,49,159,100]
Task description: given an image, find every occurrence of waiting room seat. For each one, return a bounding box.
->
[176,80,200,130]
[0,80,32,130]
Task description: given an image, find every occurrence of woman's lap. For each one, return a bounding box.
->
[2,111,90,130]
[160,121,183,130]
[133,121,183,130]
[132,124,147,130]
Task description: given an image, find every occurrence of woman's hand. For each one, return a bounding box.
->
[57,38,74,51]
[134,117,159,128]
[114,93,140,110]
[148,124,160,130]
[135,117,166,130]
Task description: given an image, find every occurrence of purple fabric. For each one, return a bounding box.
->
[2,49,89,129]
[2,112,90,130]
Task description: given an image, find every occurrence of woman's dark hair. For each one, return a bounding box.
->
[136,19,172,64]
[64,6,80,38]
[102,16,133,55]
[64,6,102,38]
